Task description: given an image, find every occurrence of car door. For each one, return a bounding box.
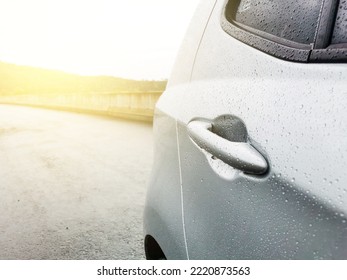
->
[163,0,347,259]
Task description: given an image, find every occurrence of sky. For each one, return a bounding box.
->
[0,0,200,80]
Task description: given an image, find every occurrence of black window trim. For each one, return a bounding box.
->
[314,0,338,49]
[221,0,347,63]
[311,0,347,62]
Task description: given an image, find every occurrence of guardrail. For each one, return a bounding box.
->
[0,91,162,122]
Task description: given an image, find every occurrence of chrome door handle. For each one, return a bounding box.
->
[187,120,268,175]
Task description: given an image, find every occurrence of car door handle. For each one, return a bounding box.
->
[187,120,268,175]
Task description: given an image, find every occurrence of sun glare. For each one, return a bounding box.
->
[0,0,200,79]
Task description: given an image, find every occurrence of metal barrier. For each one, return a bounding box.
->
[0,91,162,122]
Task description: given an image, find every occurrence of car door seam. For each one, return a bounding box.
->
[175,119,190,260]
[189,0,218,82]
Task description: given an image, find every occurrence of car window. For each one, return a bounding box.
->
[228,0,324,45]
[331,0,347,45]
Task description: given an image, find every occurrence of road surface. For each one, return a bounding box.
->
[0,104,153,259]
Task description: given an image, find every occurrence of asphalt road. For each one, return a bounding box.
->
[0,104,153,259]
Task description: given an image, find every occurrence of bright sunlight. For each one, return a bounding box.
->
[0,0,200,79]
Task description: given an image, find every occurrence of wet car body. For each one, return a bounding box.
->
[144,0,347,259]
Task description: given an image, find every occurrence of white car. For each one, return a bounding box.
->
[144,0,347,259]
